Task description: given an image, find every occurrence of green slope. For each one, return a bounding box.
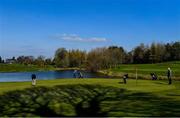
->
[0,79,179,117]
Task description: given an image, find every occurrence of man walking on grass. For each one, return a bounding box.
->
[167,68,172,85]
[123,74,128,84]
[31,74,36,86]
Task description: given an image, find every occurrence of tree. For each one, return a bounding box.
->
[107,46,125,66]
[54,48,69,67]
[45,58,52,65]
[155,43,166,63]
[35,55,45,67]
[0,56,2,63]
[124,52,133,64]
[68,49,86,68]
[164,43,172,61]
[150,43,156,63]
[133,43,146,63]
[87,48,107,72]
[17,56,34,65]
[86,46,126,71]
[12,56,16,60]
[17,56,24,64]
[51,41,179,71]
[171,42,180,60]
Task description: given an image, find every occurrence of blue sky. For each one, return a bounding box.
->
[0,0,179,58]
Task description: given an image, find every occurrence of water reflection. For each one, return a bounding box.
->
[0,70,104,82]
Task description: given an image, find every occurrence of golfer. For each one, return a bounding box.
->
[167,68,172,84]
[31,74,36,86]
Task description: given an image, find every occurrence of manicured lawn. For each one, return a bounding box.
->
[0,79,179,116]
[0,61,180,116]
[0,79,179,95]
[108,61,180,79]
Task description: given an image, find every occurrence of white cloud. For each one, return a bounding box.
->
[52,34,107,42]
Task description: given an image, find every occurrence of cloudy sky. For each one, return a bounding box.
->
[0,0,179,58]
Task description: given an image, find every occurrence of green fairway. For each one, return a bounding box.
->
[0,79,180,94]
[0,79,180,117]
[0,62,180,116]
[104,61,180,80]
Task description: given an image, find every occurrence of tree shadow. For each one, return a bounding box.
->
[0,84,179,117]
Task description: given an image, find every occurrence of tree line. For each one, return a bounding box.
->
[53,41,180,71]
[0,41,179,71]
[0,55,52,67]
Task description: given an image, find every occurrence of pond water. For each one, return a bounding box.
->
[0,70,105,82]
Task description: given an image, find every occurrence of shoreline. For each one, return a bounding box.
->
[98,70,180,80]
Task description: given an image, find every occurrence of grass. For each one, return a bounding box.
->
[102,61,180,80]
[1,61,179,80]
[0,79,180,116]
[0,79,179,94]
[0,61,179,116]
[0,63,55,72]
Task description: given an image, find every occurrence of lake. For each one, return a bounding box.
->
[0,70,105,82]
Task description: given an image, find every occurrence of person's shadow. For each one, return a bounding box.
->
[118,82,124,84]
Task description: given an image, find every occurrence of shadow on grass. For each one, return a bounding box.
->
[118,82,125,84]
[0,84,179,117]
[154,81,168,85]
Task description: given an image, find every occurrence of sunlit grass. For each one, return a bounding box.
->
[0,79,180,117]
[0,79,179,98]
[108,62,180,80]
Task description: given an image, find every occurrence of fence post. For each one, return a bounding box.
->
[136,67,138,86]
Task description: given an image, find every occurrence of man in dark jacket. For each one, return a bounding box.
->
[167,68,172,84]
[73,70,77,78]
[78,71,83,78]
[31,74,36,86]
[123,74,128,84]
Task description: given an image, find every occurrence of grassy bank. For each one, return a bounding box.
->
[0,63,56,72]
[0,79,179,117]
[100,61,180,80]
[0,64,83,72]
[0,62,180,80]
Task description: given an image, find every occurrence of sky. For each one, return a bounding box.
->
[0,0,179,58]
